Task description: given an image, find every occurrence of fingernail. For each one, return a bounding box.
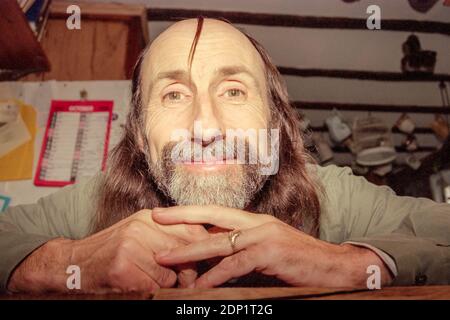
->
[187,283,195,289]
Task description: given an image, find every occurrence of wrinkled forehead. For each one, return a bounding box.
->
[139,19,267,103]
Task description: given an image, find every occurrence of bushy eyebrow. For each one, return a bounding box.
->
[213,65,262,92]
[147,69,190,96]
[216,65,252,79]
[150,65,262,92]
[154,69,190,85]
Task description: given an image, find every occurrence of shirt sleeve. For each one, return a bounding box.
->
[343,241,398,276]
[330,165,450,286]
[0,175,98,292]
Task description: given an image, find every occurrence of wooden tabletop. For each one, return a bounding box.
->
[1,286,449,300]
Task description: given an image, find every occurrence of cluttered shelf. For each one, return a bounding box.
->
[294,101,450,114]
[0,0,51,81]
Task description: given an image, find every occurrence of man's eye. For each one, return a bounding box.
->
[164,91,183,101]
[224,89,245,99]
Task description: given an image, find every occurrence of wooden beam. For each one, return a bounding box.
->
[278,67,450,82]
[294,101,450,114]
[310,126,436,135]
[146,8,450,36]
[146,9,450,82]
[331,145,436,154]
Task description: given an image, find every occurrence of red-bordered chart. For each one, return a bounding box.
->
[34,100,113,187]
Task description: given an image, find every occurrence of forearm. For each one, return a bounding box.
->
[7,238,73,293]
[335,244,393,288]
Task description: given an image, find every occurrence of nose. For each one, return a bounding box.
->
[190,93,225,146]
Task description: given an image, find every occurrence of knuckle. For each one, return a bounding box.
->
[265,221,284,233]
[178,268,197,281]
[124,220,146,236]
[116,237,137,254]
[153,266,177,287]
[108,259,131,285]
[221,254,244,271]
[169,240,183,250]
[157,234,182,250]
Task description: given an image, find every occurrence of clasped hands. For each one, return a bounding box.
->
[151,205,392,289]
[7,205,392,293]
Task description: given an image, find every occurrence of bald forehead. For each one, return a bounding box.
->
[148,19,263,66]
[140,19,267,102]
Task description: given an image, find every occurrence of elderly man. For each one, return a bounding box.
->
[1,18,449,294]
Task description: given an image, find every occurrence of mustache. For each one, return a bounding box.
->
[166,137,257,164]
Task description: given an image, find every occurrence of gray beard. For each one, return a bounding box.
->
[150,161,266,209]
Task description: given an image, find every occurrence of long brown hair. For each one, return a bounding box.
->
[93,17,323,236]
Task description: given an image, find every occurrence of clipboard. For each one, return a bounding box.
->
[34,100,113,187]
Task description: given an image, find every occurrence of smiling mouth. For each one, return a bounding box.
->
[182,159,236,165]
[180,154,238,167]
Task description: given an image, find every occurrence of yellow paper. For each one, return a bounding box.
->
[0,100,37,181]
